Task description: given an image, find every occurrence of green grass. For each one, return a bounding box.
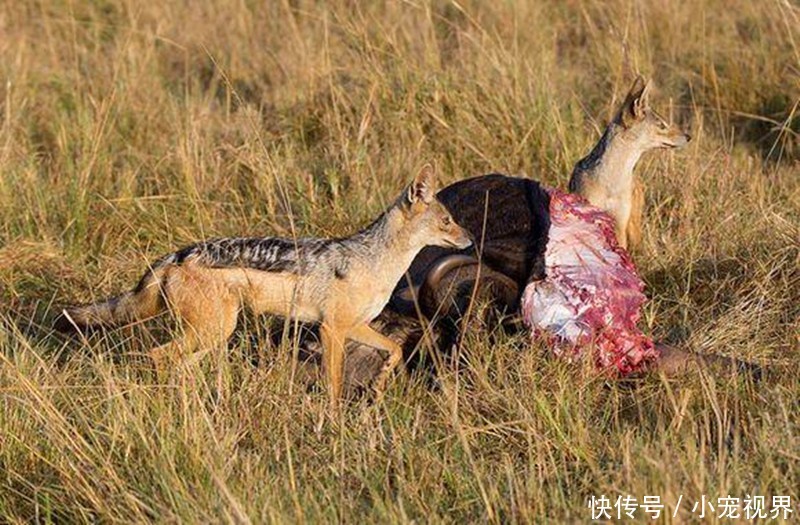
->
[1,1,798,522]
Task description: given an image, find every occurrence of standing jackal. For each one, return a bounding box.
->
[568,76,691,249]
[56,165,472,407]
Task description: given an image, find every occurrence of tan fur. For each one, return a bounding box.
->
[627,178,644,249]
[568,76,691,251]
[58,165,472,410]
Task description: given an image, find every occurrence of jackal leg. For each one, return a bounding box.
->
[348,324,403,399]
[615,220,628,250]
[320,323,346,410]
[149,267,239,374]
[626,180,644,250]
[150,338,197,374]
[149,307,239,374]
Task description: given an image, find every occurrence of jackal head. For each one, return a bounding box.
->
[614,76,691,151]
[400,164,472,250]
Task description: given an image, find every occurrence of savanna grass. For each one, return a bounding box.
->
[1,1,798,522]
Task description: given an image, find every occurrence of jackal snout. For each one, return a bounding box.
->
[649,112,691,149]
[403,164,472,250]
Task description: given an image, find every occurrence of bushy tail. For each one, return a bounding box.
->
[54,267,167,332]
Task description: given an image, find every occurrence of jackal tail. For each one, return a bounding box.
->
[54,267,168,332]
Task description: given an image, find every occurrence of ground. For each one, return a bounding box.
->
[0,1,798,522]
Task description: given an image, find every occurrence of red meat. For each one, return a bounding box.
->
[521,188,660,375]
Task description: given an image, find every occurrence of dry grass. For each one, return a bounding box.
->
[1,1,798,522]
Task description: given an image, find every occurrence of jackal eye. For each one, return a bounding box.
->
[441,216,452,226]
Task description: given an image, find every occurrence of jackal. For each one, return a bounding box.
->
[568,76,691,249]
[56,165,472,407]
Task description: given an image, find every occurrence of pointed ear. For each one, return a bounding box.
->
[632,78,652,118]
[407,163,437,205]
[619,75,651,125]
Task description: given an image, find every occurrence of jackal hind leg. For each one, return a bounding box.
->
[348,324,403,401]
[149,267,239,376]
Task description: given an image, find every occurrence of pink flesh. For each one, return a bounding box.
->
[521,188,659,375]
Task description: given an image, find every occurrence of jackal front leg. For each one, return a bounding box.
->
[348,324,403,400]
[320,323,346,410]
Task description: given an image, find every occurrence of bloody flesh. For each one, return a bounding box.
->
[521,188,660,374]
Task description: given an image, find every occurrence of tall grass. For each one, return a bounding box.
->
[1,0,798,522]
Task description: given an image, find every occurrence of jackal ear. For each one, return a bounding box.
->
[620,75,651,125]
[633,78,652,118]
[408,164,437,205]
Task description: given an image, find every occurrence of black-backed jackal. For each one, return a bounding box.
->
[568,76,691,250]
[56,165,472,408]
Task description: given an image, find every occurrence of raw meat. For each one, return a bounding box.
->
[521,188,660,375]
